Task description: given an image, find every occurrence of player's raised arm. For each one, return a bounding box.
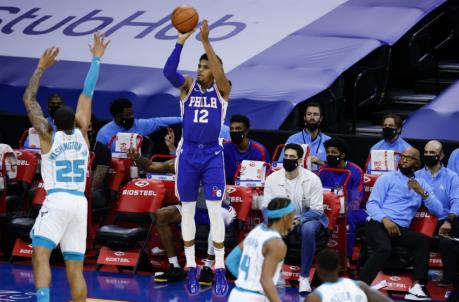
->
[200,19,231,100]
[23,47,59,141]
[75,32,110,140]
[163,30,194,98]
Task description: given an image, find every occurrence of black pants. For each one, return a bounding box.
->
[359,219,431,285]
[439,218,459,282]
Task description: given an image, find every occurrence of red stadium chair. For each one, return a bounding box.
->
[363,173,380,202]
[95,179,165,273]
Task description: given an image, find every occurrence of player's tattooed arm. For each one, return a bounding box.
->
[23,47,59,136]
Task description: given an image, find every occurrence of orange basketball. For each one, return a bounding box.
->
[171,5,199,33]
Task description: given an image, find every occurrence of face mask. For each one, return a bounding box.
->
[230,131,245,144]
[283,159,299,172]
[424,155,440,167]
[305,122,320,132]
[399,166,415,178]
[382,127,397,141]
[326,155,341,167]
[121,117,134,129]
[48,106,60,118]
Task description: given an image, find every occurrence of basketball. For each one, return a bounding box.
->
[171,5,199,33]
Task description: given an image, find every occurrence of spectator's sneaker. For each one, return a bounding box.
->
[404,283,431,301]
[154,264,186,283]
[185,267,200,296]
[438,279,453,287]
[213,268,229,296]
[199,266,214,286]
[299,276,312,294]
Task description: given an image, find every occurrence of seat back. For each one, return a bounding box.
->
[410,206,438,237]
[14,150,40,185]
[271,143,311,170]
[323,192,340,231]
[225,185,253,223]
[363,173,380,202]
[108,158,127,192]
[116,179,165,224]
[235,160,270,187]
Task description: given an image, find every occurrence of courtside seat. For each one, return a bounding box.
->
[95,179,165,273]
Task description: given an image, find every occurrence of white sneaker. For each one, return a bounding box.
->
[404,283,431,301]
[299,276,312,294]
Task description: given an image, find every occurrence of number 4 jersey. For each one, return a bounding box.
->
[181,80,228,145]
[235,224,283,294]
[41,128,89,194]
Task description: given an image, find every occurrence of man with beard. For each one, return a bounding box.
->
[95,98,181,148]
[367,114,412,172]
[280,102,330,171]
[318,138,365,262]
[359,148,443,301]
[415,140,459,287]
[223,114,269,185]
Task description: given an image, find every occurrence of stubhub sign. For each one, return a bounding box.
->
[0,0,347,71]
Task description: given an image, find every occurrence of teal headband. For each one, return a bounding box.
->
[265,202,295,219]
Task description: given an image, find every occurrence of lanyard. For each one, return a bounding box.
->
[302,130,322,155]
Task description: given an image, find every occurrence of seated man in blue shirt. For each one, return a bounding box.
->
[23,93,64,148]
[416,140,459,287]
[96,98,181,148]
[318,137,365,261]
[367,113,412,171]
[359,148,443,301]
[280,102,331,171]
[448,147,459,176]
[223,114,269,185]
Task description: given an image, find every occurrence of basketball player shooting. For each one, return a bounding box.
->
[24,33,109,302]
[163,20,232,296]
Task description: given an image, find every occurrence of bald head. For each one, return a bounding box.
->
[404,147,421,160]
[425,140,443,155]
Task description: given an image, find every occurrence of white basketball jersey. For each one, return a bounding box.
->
[315,278,368,302]
[235,224,283,294]
[41,128,89,193]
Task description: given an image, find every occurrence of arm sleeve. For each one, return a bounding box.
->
[139,117,182,135]
[421,181,443,217]
[163,43,186,88]
[225,245,242,278]
[82,57,101,97]
[366,175,389,222]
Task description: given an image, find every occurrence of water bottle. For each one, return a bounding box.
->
[130,165,139,179]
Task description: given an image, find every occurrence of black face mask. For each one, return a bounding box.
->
[424,155,440,167]
[283,159,299,172]
[399,166,416,178]
[120,117,134,129]
[382,127,398,141]
[305,122,320,132]
[230,131,245,144]
[326,155,341,167]
[48,106,60,118]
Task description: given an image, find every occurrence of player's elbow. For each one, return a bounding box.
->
[260,275,273,290]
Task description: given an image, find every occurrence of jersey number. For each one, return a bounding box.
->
[56,160,85,182]
[240,255,251,280]
[193,109,208,124]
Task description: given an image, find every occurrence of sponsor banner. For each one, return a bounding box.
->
[12,239,33,258]
[97,247,140,267]
[372,272,412,292]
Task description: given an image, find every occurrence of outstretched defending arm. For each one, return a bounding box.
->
[75,32,110,143]
[23,47,59,151]
[200,20,231,100]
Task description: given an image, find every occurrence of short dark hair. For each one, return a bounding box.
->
[200,53,223,65]
[230,114,250,129]
[317,249,339,272]
[382,113,403,129]
[304,102,322,116]
[267,197,292,225]
[284,143,304,159]
[324,137,349,159]
[54,106,75,131]
[110,98,132,117]
[48,93,64,104]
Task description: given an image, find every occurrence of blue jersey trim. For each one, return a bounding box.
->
[32,235,56,250]
[63,252,85,261]
[47,189,84,196]
[235,286,264,296]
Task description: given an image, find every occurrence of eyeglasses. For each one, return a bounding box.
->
[400,155,419,161]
